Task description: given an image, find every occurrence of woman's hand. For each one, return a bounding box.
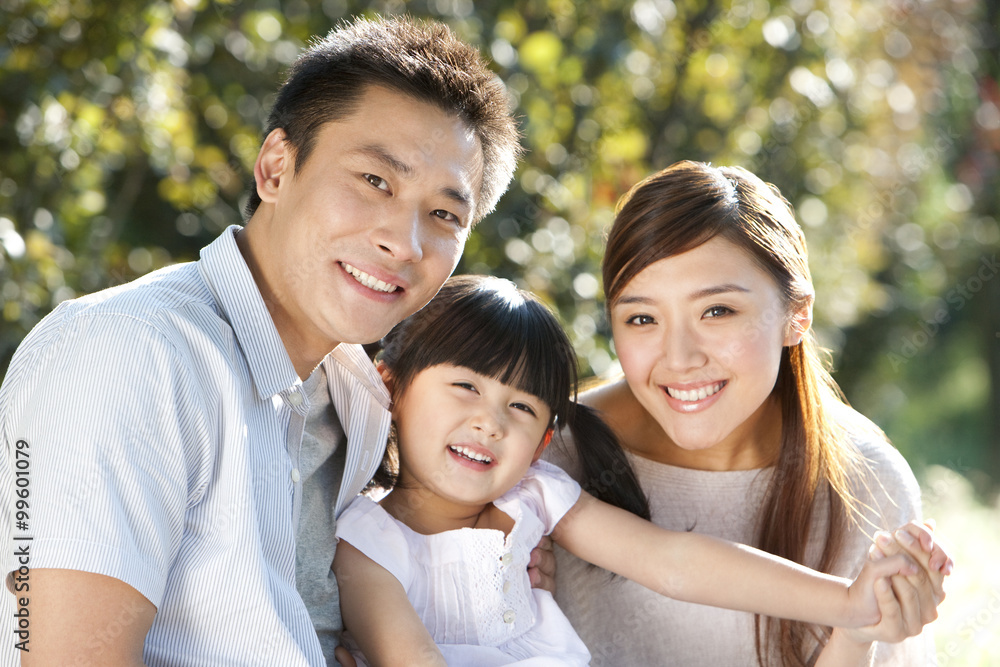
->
[528,535,556,593]
[845,520,953,644]
[817,521,953,666]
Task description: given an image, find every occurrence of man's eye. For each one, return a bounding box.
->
[432,209,460,224]
[364,174,389,191]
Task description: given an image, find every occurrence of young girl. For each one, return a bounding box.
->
[332,274,948,666]
[546,160,950,666]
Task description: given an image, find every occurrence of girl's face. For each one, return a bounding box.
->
[610,236,809,465]
[389,363,553,511]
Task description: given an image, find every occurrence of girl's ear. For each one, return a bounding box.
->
[785,297,814,347]
[377,360,395,397]
[531,427,555,463]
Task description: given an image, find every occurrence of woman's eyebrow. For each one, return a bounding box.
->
[688,283,751,299]
[612,284,751,308]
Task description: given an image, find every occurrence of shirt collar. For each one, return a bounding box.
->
[198,225,300,401]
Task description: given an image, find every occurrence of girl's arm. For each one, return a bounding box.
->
[332,540,447,667]
[814,521,951,666]
[551,491,920,632]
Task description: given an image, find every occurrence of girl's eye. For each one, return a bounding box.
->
[452,381,477,393]
[625,314,655,326]
[703,305,734,319]
[364,174,389,191]
[510,402,537,417]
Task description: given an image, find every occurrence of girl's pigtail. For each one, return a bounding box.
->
[566,403,651,521]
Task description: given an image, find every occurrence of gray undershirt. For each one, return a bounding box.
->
[295,365,348,665]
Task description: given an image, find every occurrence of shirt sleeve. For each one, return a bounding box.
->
[335,496,413,590]
[510,460,583,535]
[2,310,209,607]
[843,424,930,665]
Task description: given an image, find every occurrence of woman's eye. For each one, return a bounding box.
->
[364,174,389,191]
[704,305,734,319]
[625,314,655,326]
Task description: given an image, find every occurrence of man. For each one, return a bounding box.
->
[2,16,519,665]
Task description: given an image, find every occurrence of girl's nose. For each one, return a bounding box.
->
[471,409,503,439]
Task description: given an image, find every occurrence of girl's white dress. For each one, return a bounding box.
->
[335,459,592,666]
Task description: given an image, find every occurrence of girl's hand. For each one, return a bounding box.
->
[842,520,953,645]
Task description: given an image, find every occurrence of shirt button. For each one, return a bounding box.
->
[287,391,303,407]
[290,468,301,483]
[503,580,511,594]
[500,552,513,567]
[502,609,516,624]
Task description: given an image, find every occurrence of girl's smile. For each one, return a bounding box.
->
[382,363,552,528]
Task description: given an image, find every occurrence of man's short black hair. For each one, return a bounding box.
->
[245,15,521,223]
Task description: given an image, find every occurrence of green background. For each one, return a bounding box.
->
[1,0,997,661]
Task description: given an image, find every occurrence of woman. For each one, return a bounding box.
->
[546,161,938,665]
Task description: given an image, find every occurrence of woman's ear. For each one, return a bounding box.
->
[785,297,814,347]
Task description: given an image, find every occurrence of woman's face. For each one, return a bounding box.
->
[609,236,809,461]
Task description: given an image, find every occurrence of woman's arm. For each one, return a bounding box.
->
[332,541,446,667]
[551,491,921,632]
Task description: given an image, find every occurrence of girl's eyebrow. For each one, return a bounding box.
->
[612,284,751,308]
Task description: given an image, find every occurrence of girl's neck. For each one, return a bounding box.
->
[379,485,515,536]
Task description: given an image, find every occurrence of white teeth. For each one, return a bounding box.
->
[450,445,493,464]
[341,262,398,293]
[666,382,725,402]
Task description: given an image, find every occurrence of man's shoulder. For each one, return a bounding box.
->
[4,259,228,395]
[68,260,211,323]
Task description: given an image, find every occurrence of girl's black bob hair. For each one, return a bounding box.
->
[380,274,576,428]
[371,274,650,521]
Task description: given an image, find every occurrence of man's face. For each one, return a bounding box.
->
[249,85,483,371]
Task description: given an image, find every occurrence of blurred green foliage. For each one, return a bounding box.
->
[1,0,997,486]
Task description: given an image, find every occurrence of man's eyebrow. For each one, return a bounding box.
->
[442,185,474,212]
[352,144,414,176]
[353,144,475,213]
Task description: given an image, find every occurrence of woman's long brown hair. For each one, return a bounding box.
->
[603,161,864,666]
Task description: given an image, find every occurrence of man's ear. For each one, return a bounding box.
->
[785,297,814,347]
[253,128,290,204]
